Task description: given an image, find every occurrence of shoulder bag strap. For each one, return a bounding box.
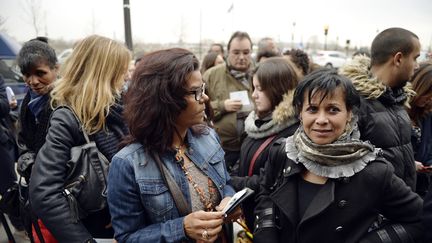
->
[248,135,277,177]
[30,210,46,243]
[56,106,109,194]
[56,106,92,143]
[151,151,191,216]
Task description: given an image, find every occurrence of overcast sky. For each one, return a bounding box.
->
[1,0,431,49]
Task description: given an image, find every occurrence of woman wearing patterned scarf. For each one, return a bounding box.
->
[230,57,299,232]
[254,68,423,243]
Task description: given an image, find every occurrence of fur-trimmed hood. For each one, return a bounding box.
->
[339,55,415,107]
[245,89,298,139]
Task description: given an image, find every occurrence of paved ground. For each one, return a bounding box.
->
[1,214,243,243]
[0,215,30,243]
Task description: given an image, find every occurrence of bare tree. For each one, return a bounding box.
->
[174,15,187,47]
[21,0,43,36]
[0,16,7,32]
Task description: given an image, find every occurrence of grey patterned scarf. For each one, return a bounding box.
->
[285,117,381,178]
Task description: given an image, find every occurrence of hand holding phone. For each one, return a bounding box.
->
[222,187,254,215]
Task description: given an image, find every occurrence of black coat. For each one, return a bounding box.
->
[18,92,52,155]
[422,182,432,242]
[357,90,417,191]
[254,140,424,243]
[29,105,127,242]
[340,56,417,191]
[0,74,16,194]
[16,92,53,181]
[230,121,298,230]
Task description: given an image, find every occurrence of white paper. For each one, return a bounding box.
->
[5,86,15,102]
[229,91,253,112]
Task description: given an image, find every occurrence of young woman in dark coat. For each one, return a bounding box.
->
[408,62,432,197]
[254,69,423,243]
[230,57,299,230]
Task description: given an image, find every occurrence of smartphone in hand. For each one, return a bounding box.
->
[222,187,254,215]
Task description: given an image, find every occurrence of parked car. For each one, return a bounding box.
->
[0,59,27,104]
[418,51,431,63]
[1,32,27,105]
[312,50,347,69]
[57,48,73,64]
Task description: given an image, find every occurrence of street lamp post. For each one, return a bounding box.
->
[123,0,133,51]
[291,22,296,49]
[324,25,329,50]
[345,39,350,56]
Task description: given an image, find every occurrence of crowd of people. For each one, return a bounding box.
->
[0,26,432,243]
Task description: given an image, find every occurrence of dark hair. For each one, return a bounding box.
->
[30,36,49,43]
[283,49,310,75]
[293,68,360,115]
[17,39,57,75]
[352,49,370,58]
[408,62,432,123]
[209,43,224,54]
[254,57,298,113]
[134,51,145,65]
[123,48,200,153]
[204,96,214,127]
[201,52,220,74]
[256,50,279,63]
[371,27,418,66]
[227,31,252,51]
[257,37,275,51]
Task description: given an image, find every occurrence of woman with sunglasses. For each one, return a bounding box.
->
[108,48,238,242]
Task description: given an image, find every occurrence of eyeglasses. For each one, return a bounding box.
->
[187,83,206,101]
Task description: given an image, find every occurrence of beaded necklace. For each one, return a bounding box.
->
[174,144,218,212]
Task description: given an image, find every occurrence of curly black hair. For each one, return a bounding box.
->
[283,49,310,76]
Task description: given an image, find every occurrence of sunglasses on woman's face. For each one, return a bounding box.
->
[187,83,206,101]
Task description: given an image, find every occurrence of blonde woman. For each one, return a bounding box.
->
[29,35,131,242]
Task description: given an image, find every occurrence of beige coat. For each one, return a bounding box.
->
[203,64,253,151]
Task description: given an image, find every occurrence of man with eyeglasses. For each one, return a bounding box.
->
[203,31,254,173]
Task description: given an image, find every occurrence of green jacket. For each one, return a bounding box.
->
[203,64,253,151]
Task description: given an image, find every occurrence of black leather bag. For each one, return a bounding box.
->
[0,183,20,218]
[61,107,110,222]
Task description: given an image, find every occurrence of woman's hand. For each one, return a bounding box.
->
[184,210,224,242]
[216,197,243,223]
[216,197,231,210]
[9,98,17,109]
[224,99,243,112]
[416,161,432,173]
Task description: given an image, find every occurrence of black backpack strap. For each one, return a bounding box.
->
[30,210,46,243]
[268,138,290,191]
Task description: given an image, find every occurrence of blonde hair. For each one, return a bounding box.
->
[51,35,131,134]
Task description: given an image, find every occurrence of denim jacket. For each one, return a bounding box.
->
[108,128,235,243]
